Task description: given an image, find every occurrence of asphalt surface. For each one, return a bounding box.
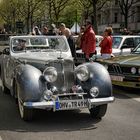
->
[0,45,140,140]
[0,85,140,140]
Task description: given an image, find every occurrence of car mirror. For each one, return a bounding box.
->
[3,48,10,55]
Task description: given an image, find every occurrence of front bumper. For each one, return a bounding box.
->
[112,81,140,88]
[110,75,140,88]
[23,96,115,111]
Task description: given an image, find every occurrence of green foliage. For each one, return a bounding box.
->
[0,0,111,33]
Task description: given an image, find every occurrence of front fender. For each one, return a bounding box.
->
[78,62,112,97]
[15,64,42,102]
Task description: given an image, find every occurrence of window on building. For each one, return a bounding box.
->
[114,13,118,23]
[137,6,140,22]
[97,14,101,25]
[115,0,118,5]
[131,10,135,23]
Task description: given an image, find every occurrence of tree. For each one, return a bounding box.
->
[90,0,108,34]
[0,0,47,33]
[17,0,46,33]
[0,0,18,32]
[45,0,71,25]
[79,0,110,34]
[118,0,139,28]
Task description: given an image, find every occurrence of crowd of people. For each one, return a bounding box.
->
[1,21,137,61]
[29,20,113,61]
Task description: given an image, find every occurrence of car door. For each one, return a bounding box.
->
[1,48,15,89]
[134,37,140,47]
[120,37,134,55]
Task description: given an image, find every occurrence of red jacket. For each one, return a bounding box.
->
[80,26,96,56]
[100,36,112,54]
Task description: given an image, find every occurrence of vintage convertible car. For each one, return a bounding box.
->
[0,35,114,121]
[96,43,140,89]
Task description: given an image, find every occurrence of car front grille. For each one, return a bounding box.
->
[108,64,122,74]
[108,64,139,75]
[48,60,75,93]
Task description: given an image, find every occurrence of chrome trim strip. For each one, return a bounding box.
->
[23,96,115,110]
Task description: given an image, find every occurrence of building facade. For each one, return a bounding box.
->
[97,0,140,34]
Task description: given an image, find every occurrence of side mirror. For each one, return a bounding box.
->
[3,48,10,55]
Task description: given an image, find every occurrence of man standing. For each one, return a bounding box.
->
[59,23,72,37]
[80,20,96,61]
[59,23,76,58]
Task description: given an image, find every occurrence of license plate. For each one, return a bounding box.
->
[110,75,124,81]
[55,100,88,110]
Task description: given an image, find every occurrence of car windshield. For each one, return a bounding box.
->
[131,44,140,54]
[11,36,68,53]
[112,37,123,49]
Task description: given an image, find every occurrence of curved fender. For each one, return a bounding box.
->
[15,64,42,102]
[79,62,112,97]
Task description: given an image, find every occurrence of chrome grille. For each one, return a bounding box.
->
[48,60,75,93]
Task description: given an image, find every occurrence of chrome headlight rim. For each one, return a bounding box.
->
[43,67,57,83]
[138,68,140,74]
[131,67,136,74]
[75,65,90,82]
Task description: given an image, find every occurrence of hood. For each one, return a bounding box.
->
[102,54,140,66]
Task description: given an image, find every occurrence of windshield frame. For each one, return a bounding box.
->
[112,36,123,49]
[131,43,140,54]
[10,35,69,53]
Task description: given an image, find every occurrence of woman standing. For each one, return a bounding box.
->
[99,27,113,59]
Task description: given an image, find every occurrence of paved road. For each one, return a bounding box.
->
[0,84,140,140]
[0,44,140,140]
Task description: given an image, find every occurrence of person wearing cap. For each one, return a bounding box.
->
[15,39,26,51]
[99,27,113,59]
[80,19,96,62]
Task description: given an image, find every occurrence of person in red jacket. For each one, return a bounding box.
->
[80,20,96,62]
[99,27,113,59]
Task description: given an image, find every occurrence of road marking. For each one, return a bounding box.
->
[0,136,2,140]
[125,93,140,102]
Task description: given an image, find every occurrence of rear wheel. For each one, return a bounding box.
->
[0,66,10,94]
[16,82,33,121]
[1,83,10,94]
[89,104,107,119]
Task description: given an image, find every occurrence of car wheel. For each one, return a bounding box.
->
[1,83,10,94]
[89,104,107,119]
[16,83,33,121]
[0,67,10,94]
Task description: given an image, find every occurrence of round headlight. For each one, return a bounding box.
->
[75,65,90,81]
[43,67,57,82]
[138,68,140,74]
[131,67,136,74]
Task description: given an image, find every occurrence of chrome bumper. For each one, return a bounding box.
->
[23,96,115,110]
